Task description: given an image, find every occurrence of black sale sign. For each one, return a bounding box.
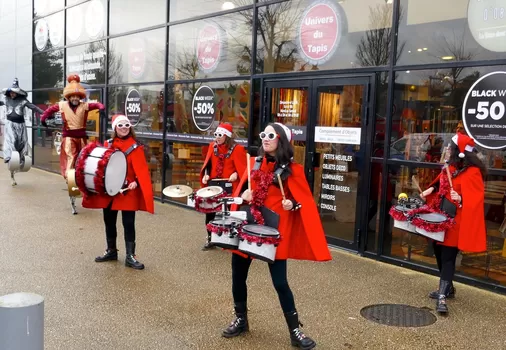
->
[463,71,506,150]
[124,89,142,126]
[192,85,215,131]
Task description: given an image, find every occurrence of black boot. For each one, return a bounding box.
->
[222,302,248,338]
[125,242,144,270]
[202,232,215,251]
[436,280,451,314]
[95,240,118,262]
[429,284,456,299]
[284,311,316,350]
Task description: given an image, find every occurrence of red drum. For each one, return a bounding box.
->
[238,225,281,264]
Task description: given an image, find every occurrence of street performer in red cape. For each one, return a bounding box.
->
[40,74,105,214]
[222,122,331,350]
[199,122,246,250]
[420,132,486,315]
[82,114,154,270]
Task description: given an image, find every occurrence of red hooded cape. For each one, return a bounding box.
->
[231,157,332,262]
[426,166,486,252]
[82,136,154,214]
[199,142,247,193]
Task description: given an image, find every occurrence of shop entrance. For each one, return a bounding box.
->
[263,76,374,250]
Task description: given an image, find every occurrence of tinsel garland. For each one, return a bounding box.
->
[249,169,274,225]
[213,143,236,178]
[94,148,115,194]
[389,206,409,221]
[206,221,247,235]
[75,142,99,195]
[194,191,228,213]
[238,229,281,246]
[411,215,455,233]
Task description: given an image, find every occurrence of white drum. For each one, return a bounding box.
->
[392,205,416,233]
[194,186,226,213]
[78,145,127,196]
[238,225,281,264]
[413,213,447,242]
[7,151,32,172]
[208,218,243,249]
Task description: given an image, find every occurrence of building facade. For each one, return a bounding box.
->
[1,0,506,293]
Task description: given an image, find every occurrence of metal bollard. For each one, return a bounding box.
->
[0,293,44,350]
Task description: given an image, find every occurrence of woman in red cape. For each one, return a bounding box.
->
[420,132,486,315]
[82,114,154,270]
[222,122,331,350]
[199,122,247,250]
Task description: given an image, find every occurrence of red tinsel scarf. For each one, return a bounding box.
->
[249,168,274,225]
[213,143,236,178]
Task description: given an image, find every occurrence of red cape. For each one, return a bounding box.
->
[82,137,154,214]
[426,166,486,252]
[231,157,332,262]
[199,142,247,193]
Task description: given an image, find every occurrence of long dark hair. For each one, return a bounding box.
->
[258,123,294,166]
[448,142,487,179]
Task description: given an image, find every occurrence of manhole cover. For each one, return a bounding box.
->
[360,304,436,327]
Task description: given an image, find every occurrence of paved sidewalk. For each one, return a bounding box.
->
[1,168,506,350]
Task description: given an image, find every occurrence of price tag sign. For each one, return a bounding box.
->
[125,89,142,126]
[192,85,215,131]
[463,71,506,150]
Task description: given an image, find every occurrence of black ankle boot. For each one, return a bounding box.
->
[284,311,316,350]
[429,284,456,299]
[202,232,215,251]
[222,302,248,338]
[436,280,451,314]
[125,242,144,270]
[95,249,118,262]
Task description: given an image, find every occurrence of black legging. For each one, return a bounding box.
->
[205,212,217,239]
[103,204,136,243]
[433,241,459,282]
[231,253,296,313]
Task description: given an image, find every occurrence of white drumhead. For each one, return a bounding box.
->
[196,186,223,198]
[89,146,108,158]
[7,151,20,171]
[418,213,447,223]
[104,151,127,196]
[211,218,243,227]
[243,224,279,237]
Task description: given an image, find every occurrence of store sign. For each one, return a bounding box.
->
[67,48,106,83]
[67,6,84,43]
[34,19,49,51]
[192,86,216,131]
[277,100,301,118]
[129,38,146,79]
[124,89,142,126]
[85,0,105,39]
[468,0,506,52]
[288,125,306,141]
[298,1,341,65]
[314,126,361,145]
[166,132,247,145]
[463,71,506,150]
[197,24,222,72]
[319,153,353,212]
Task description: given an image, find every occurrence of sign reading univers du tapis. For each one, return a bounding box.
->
[298,1,343,65]
[463,71,506,150]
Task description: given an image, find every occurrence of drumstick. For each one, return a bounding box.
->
[247,153,251,191]
[444,162,453,189]
[412,175,423,193]
[120,188,129,194]
[277,173,286,201]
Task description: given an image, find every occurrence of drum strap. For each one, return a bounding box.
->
[252,156,290,185]
[124,143,139,156]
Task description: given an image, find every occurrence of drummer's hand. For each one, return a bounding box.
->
[241,189,252,202]
[202,175,210,184]
[229,172,238,182]
[282,199,293,211]
[128,181,138,190]
[420,187,434,199]
[450,190,461,203]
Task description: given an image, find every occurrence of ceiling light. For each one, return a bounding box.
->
[417,48,423,52]
[406,70,410,73]
[222,2,235,10]
[408,50,411,53]
[423,48,428,51]
[441,56,455,60]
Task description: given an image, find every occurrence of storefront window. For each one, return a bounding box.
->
[66,0,86,7]
[168,11,252,80]
[137,137,163,198]
[109,0,166,35]
[165,80,250,144]
[66,0,106,46]
[33,128,61,174]
[169,0,252,22]
[108,28,165,84]
[33,12,64,52]
[397,0,506,65]
[107,84,164,137]
[383,164,506,287]
[34,0,64,17]
[33,49,64,89]
[256,0,394,74]
[66,40,107,85]
[390,66,506,167]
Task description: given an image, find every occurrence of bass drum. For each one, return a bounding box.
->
[7,151,32,172]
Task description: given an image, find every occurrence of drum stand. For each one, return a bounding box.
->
[215,197,246,221]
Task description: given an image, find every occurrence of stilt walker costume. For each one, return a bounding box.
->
[224,123,331,349]
[40,74,105,214]
[83,114,154,270]
[199,123,247,250]
[1,78,43,186]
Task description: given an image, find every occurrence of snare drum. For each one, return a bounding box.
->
[207,218,243,249]
[76,144,127,196]
[390,205,417,233]
[194,186,227,213]
[238,224,281,264]
[413,213,447,242]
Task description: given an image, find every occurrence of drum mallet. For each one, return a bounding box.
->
[444,162,454,190]
[247,153,251,191]
[277,173,286,201]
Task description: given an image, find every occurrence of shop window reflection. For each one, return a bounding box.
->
[384,164,506,287]
[33,128,61,174]
[170,0,253,22]
[137,138,163,198]
[33,49,64,89]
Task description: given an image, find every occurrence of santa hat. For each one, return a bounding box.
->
[275,122,292,142]
[215,123,233,137]
[112,114,131,130]
[452,132,475,158]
